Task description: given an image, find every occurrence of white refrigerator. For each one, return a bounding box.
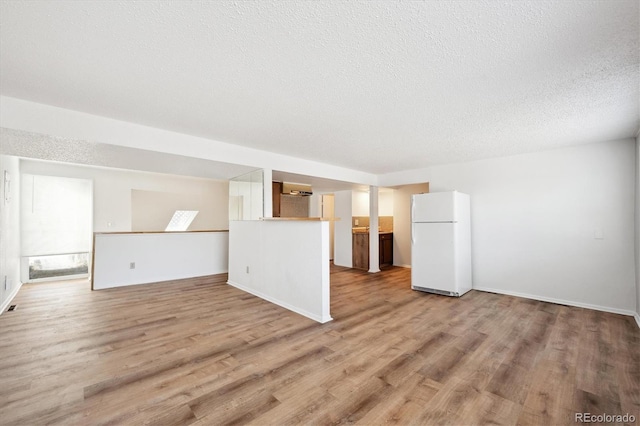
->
[411,191,472,297]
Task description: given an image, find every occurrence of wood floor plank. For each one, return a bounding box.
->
[518,359,577,425]
[463,390,522,425]
[0,267,638,425]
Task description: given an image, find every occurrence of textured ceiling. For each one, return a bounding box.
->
[1,1,638,175]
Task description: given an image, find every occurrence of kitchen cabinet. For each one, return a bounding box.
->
[352,233,369,270]
[272,182,282,217]
[379,233,393,267]
[352,232,393,270]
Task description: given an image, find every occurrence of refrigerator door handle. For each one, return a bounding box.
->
[411,225,415,245]
[411,197,415,222]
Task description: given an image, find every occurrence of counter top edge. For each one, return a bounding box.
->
[94,230,229,235]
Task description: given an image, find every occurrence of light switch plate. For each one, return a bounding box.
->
[594,228,604,239]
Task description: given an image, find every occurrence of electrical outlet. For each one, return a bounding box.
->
[130,262,136,269]
[355,219,359,225]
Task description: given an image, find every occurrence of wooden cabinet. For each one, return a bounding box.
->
[272,181,282,217]
[352,233,369,270]
[379,233,393,267]
[352,232,393,270]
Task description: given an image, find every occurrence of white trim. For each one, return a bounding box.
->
[0,281,23,315]
[227,280,333,324]
[635,312,640,329]
[474,286,637,318]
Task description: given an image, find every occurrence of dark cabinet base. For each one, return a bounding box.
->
[379,233,393,267]
[352,232,393,270]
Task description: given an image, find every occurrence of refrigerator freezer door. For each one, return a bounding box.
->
[412,192,456,223]
[411,222,457,294]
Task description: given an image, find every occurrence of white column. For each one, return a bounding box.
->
[368,185,380,273]
[262,169,273,218]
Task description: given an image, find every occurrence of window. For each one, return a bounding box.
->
[21,174,92,282]
[165,210,199,231]
[28,253,89,280]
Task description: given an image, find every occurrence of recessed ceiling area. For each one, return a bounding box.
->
[0,1,638,175]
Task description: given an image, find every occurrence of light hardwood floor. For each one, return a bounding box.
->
[0,266,638,425]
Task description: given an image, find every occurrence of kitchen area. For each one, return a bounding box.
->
[270,179,426,271]
[229,170,429,323]
[352,216,394,270]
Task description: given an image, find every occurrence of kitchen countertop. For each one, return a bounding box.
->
[352,229,393,234]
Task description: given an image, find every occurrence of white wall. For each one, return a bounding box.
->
[20,160,229,232]
[0,155,21,313]
[392,139,635,315]
[392,183,430,268]
[635,137,640,325]
[352,190,369,216]
[93,231,228,289]
[334,190,353,267]
[379,190,394,216]
[228,220,331,323]
[309,193,322,217]
[352,189,393,217]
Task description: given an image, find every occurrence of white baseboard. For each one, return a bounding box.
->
[393,264,411,269]
[474,286,638,320]
[0,281,23,315]
[227,280,332,324]
[635,312,640,329]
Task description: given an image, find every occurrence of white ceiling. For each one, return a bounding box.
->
[1,1,638,175]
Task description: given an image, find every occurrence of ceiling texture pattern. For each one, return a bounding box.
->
[1,0,638,174]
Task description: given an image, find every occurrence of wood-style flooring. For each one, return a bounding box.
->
[0,266,638,425]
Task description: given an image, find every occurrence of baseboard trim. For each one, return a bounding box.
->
[227,280,332,324]
[0,281,23,316]
[393,264,411,269]
[474,286,638,319]
[635,312,640,329]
